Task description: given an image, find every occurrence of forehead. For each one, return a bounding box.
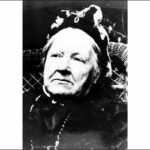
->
[49,28,99,57]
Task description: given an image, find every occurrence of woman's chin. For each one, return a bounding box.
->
[46,85,75,97]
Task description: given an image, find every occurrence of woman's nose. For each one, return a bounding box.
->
[57,57,71,72]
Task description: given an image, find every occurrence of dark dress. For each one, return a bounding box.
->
[23,90,127,150]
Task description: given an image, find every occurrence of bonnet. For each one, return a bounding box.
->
[43,4,112,78]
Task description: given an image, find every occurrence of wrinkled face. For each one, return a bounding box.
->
[43,28,100,97]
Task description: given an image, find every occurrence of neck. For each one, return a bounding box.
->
[42,86,92,108]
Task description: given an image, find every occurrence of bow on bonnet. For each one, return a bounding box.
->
[51,4,108,41]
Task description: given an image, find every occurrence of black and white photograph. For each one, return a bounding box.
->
[2,1,150,150]
[23,1,127,149]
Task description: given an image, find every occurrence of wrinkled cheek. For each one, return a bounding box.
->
[79,67,93,82]
[43,71,49,85]
[75,72,90,90]
[78,69,96,95]
[43,64,55,84]
[76,71,88,82]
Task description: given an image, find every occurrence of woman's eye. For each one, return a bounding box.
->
[50,53,62,57]
[73,57,85,63]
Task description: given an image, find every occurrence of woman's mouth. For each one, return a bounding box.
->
[52,79,73,85]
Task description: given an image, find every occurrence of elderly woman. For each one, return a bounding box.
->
[23,5,127,150]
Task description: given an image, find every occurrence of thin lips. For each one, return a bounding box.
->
[52,78,73,84]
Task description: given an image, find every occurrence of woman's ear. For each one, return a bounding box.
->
[41,56,46,67]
